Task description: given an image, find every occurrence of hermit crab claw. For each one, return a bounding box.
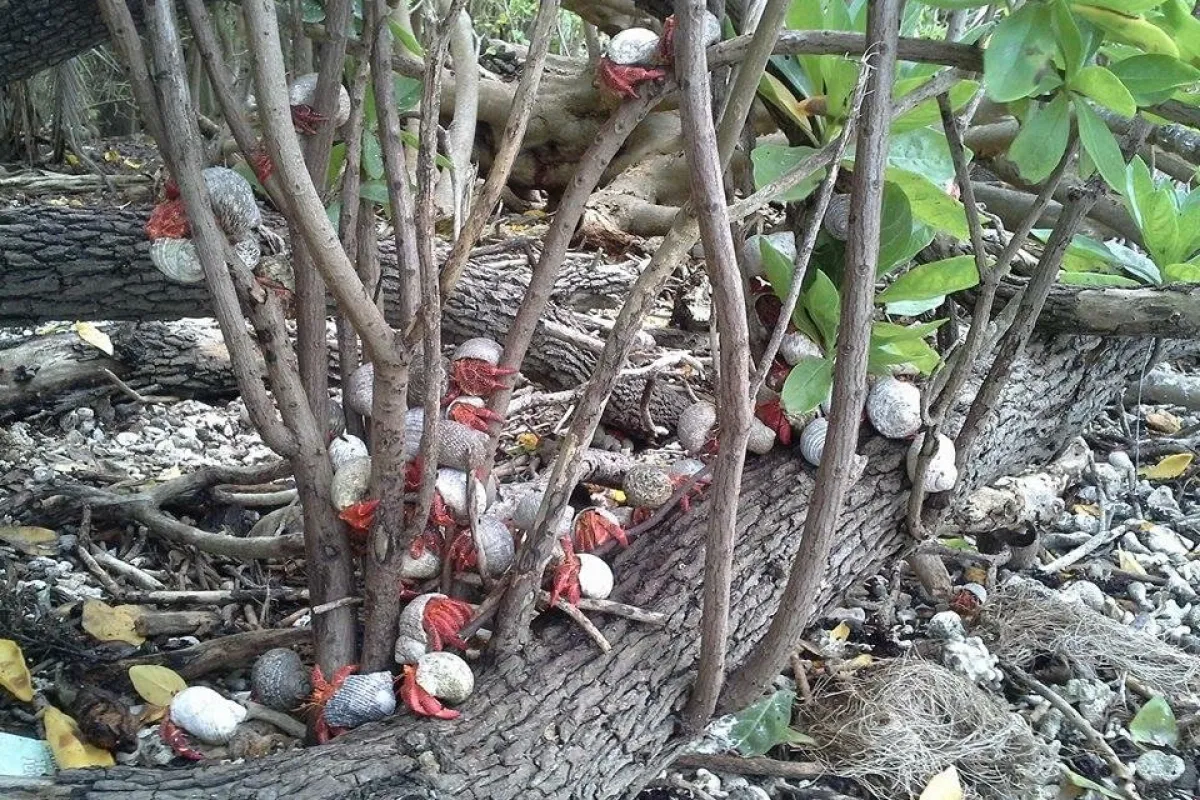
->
[422,596,474,651]
[548,536,582,607]
[303,664,358,744]
[446,396,504,433]
[398,665,460,720]
[573,508,629,552]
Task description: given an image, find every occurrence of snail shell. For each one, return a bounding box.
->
[698,11,722,48]
[328,433,369,472]
[395,593,440,664]
[322,671,395,729]
[169,686,247,745]
[435,468,488,522]
[607,28,660,66]
[799,417,828,466]
[251,648,310,712]
[779,333,823,367]
[822,194,852,241]
[201,166,262,239]
[331,456,372,510]
[414,652,474,704]
[287,73,352,128]
[344,357,446,418]
[399,549,442,580]
[746,416,777,455]
[451,337,503,366]
[436,419,491,471]
[512,489,573,536]
[906,432,958,492]
[475,514,515,577]
[149,238,205,284]
[623,464,673,509]
[677,400,717,455]
[742,231,796,279]
[577,553,614,600]
[866,376,922,439]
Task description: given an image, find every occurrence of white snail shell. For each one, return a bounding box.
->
[779,332,823,366]
[699,11,722,48]
[746,416,777,455]
[436,419,491,471]
[414,651,474,704]
[328,433,369,472]
[451,337,503,366]
[475,514,515,577]
[799,417,828,466]
[677,401,717,455]
[322,671,395,729]
[330,456,372,510]
[623,464,673,509]
[577,554,614,600]
[149,238,205,284]
[866,376,922,439]
[287,73,352,128]
[436,468,488,522]
[395,593,441,664]
[742,231,796,279]
[251,648,310,712]
[344,359,446,418]
[399,548,442,580]
[169,686,247,745]
[607,28,660,66]
[906,432,958,492]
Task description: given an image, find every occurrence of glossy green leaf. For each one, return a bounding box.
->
[1009,93,1072,183]
[361,131,385,181]
[887,168,968,240]
[891,80,979,134]
[752,145,824,202]
[885,128,959,187]
[1072,0,1169,11]
[760,239,825,345]
[1050,0,1084,79]
[729,689,799,757]
[1129,696,1179,747]
[1074,98,1129,194]
[877,183,917,274]
[872,319,947,341]
[983,4,1058,102]
[326,141,347,189]
[389,19,425,57]
[1059,271,1140,287]
[1109,55,1200,106]
[359,180,392,218]
[1107,241,1162,284]
[868,337,940,376]
[1071,65,1137,117]
[886,296,946,316]
[781,357,834,417]
[803,270,841,352]
[877,255,980,303]
[1061,768,1124,800]
[394,74,423,112]
[1163,262,1200,283]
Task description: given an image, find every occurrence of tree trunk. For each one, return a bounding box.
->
[0,0,141,84]
[8,333,1174,800]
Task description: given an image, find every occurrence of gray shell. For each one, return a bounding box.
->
[779,333,823,366]
[322,671,396,728]
[328,433,369,472]
[435,468,488,522]
[288,73,352,128]
[344,357,446,418]
[149,236,263,285]
[201,166,261,239]
[251,648,310,712]
[451,337,503,366]
[395,593,439,663]
[799,417,828,466]
[623,464,673,509]
[512,489,573,536]
[668,458,706,479]
[331,456,372,510]
[677,400,717,455]
[866,376,922,439]
[906,432,958,492]
[436,419,491,471]
[822,194,852,241]
[475,514,515,577]
[746,416,777,455]
[399,549,441,580]
[414,652,474,704]
[742,231,796,279]
[698,10,722,47]
[607,28,660,66]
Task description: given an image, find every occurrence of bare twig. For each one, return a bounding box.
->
[673,754,821,780]
[543,595,611,653]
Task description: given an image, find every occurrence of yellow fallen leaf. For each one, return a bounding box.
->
[81,601,145,646]
[1072,504,1101,518]
[963,566,988,585]
[103,149,122,163]
[122,158,143,169]
[64,153,80,167]
[919,764,963,800]
[1139,453,1193,480]
[0,639,34,702]
[844,653,873,670]
[515,432,540,453]
[128,665,187,706]
[139,704,168,724]
[73,322,114,356]
[829,622,850,642]
[42,706,115,769]
[1118,549,1147,576]
[0,525,58,556]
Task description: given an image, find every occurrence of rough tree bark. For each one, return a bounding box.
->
[5,332,1171,800]
[0,0,141,83]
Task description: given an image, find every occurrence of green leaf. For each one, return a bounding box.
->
[877,182,917,274]
[362,130,385,180]
[781,358,834,417]
[728,689,798,757]
[1129,696,1179,747]
[1050,0,1084,80]
[1163,262,1200,283]
[868,337,940,376]
[1070,65,1137,117]
[760,239,825,345]
[1009,93,1072,183]
[752,145,824,202]
[886,296,945,316]
[891,80,979,134]
[1072,0,1169,12]
[1107,241,1162,284]
[803,270,841,352]
[326,141,347,189]
[389,19,425,57]
[885,128,959,187]
[1109,54,1200,107]
[887,168,969,240]
[359,180,392,217]
[394,74,423,112]
[1061,768,1124,800]
[872,319,947,341]
[1059,271,1141,287]
[325,199,341,230]
[983,4,1058,102]
[877,255,980,303]
[1074,98,1129,194]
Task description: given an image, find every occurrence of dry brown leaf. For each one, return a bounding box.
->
[1139,453,1193,480]
[0,639,34,702]
[1072,504,1101,518]
[81,601,146,646]
[128,665,187,706]
[963,566,988,585]
[139,704,168,725]
[0,525,59,556]
[42,706,115,769]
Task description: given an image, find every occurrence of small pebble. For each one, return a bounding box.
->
[1134,750,1185,785]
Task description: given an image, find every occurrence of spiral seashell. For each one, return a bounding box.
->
[746,416,777,455]
[322,671,395,729]
[866,376,922,439]
[400,549,442,580]
[799,417,828,466]
[475,515,515,577]
[414,652,474,704]
[201,166,262,239]
[451,337,503,366]
[822,194,852,241]
[331,456,372,510]
[906,432,958,492]
[607,28,660,66]
[395,593,440,664]
[779,332,823,366]
[677,400,717,455]
[436,468,488,522]
[512,489,573,536]
[344,357,446,418]
[287,73,352,127]
[326,399,346,438]
[149,238,205,284]
[577,553,614,600]
[251,648,311,713]
[623,464,673,509]
[436,419,491,471]
[328,433,369,472]
[742,231,796,279]
[169,686,247,744]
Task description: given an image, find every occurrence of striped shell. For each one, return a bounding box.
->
[746,416,777,455]
[322,671,395,729]
[906,432,958,492]
[475,514,515,577]
[607,28,660,66]
[867,377,922,439]
[169,686,246,745]
[799,417,828,466]
[287,73,352,127]
[742,231,796,279]
[623,464,673,509]
[149,238,205,284]
[512,489,573,536]
[779,333,823,366]
[399,549,442,580]
[452,337,503,366]
[395,593,440,664]
[577,553,614,600]
[331,456,372,510]
[414,652,474,704]
[436,419,491,471]
[327,399,346,438]
[328,433,369,472]
[677,401,717,455]
[822,194,852,240]
[344,358,446,417]
[201,166,261,238]
[251,648,310,712]
[436,468,488,522]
